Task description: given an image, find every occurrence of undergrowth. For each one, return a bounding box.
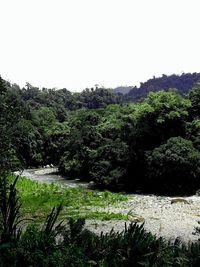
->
[2,174,200,266]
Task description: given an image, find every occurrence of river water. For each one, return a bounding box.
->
[20,168,89,188]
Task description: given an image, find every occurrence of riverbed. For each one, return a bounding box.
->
[20,168,89,188]
[19,168,200,242]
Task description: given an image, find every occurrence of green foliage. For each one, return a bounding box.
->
[189,83,200,118]
[3,75,200,194]
[186,119,200,151]
[0,77,25,172]
[5,75,200,265]
[18,207,65,267]
[145,137,200,194]
[10,176,127,221]
[0,174,23,267]
[146,90,190,122]
[132,91,190,150]
[1,174,200,266]
[60,221,194,267]
[0,175,22,244]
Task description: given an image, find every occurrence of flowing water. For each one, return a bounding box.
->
[20,168,89,188]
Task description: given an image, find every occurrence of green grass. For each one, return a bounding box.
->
[84,211,128,220]
[9,175,128,222]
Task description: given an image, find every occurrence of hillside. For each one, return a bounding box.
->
[121,73,200,101]
[113,86,133,95]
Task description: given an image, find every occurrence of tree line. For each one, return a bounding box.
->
[2,75,200,195]
[121,72,200,101]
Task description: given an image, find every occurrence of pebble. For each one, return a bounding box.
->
[86,194,200,243]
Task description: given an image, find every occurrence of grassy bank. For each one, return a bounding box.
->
[10,175,128,222]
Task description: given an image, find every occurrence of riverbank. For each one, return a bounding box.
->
[11,174,128,222]
[86,194,200,242]
[17,168,89,188]
[15,168,200,242]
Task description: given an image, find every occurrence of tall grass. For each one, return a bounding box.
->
[9,175,128,221]
[0,175,22,244]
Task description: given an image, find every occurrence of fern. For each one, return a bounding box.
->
[0,175,22,244]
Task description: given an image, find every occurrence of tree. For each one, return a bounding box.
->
[89,138,129,188]
[145,137,200,195]
[126,91,190,152]
[189,83,200,118]
[186,119,200,151]
[0,77,23,172]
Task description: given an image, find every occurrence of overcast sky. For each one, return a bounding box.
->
[1,0,200,91]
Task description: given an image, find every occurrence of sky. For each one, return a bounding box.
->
[1,0,200,91]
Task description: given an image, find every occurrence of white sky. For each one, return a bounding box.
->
[1,0,200,91]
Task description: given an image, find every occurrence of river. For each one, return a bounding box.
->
[17,167,200,242]
[19,168,89,188]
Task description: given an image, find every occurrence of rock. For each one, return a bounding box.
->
[34,167,58,175]
[75,178,80,182]
[50,164,54,167]
[88,181,96,189]
[46,164,50,168]
[128,215,145,223]
[171,198,189,204]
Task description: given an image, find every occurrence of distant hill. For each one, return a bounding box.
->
[113,86,133,95]
[120,73,200,101]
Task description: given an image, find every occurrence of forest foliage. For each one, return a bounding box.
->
[3,74,200,266]
[2,74,200,195]
[122,72,200,101]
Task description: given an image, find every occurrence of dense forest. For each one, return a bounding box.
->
[3,73,200,266]
[121,72,200,101]
[2,73,200,195]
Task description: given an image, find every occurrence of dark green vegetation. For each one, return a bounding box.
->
[122,72,200,101]
[2,73,200,195]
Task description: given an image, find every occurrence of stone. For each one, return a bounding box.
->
[171,198,189,204]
